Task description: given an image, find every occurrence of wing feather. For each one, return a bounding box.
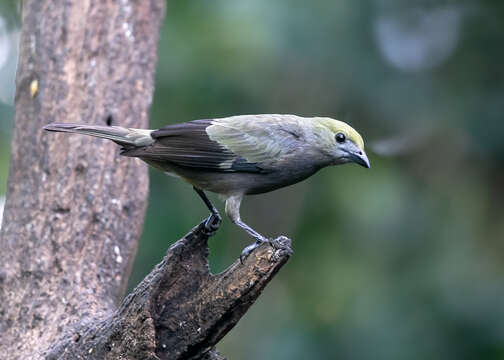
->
[206,115,303,164]
[122,115,303,172]
[120,119,264,172]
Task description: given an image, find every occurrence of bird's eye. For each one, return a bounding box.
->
[335,133,346,143]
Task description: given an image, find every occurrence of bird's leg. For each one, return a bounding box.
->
[236,221,270,263]
[225,195,269,262]
[193,186,222,237]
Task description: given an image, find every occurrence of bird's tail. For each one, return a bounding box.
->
[43,123,154,147]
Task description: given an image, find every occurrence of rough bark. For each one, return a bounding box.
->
[44,225,291,360]
[0,1,292,359]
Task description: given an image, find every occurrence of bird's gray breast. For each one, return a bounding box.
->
[242,151,328,195]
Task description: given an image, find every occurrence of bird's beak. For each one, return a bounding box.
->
[351,150,371,168]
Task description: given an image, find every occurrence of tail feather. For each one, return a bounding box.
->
[43,123,154,147]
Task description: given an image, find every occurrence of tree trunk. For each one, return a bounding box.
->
[0,2,292,359]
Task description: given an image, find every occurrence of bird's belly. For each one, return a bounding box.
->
[144,159,321,196]
[243,167,320,195]
[190,166,320,196]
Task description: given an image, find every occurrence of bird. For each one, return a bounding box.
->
[44,114,370,259]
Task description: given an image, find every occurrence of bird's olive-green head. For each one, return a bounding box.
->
[313,117,370,168]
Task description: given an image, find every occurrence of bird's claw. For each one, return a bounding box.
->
[239,236,293,264]
[240,237,269,264]
[268,236,293,262]
[202,213,222,237]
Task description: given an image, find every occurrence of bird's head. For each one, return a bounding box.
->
[313,117,370,168]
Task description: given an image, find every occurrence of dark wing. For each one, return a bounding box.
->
[121,119,265,173]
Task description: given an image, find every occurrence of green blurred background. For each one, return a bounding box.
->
[1,1,504,359]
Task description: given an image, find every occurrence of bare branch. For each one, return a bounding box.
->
[43,222,291,359]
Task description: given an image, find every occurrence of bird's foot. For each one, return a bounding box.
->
[268,236,293,262]
[240,236,269,264]
[239,236,293,264]
[202,213,222,237]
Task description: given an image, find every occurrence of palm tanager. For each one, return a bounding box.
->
[44,114,370,258]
